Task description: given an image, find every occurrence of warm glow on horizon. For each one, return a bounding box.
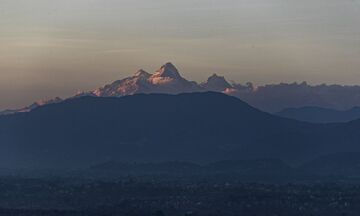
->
[1,0,360,109]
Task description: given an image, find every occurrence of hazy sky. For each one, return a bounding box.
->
[1,0,360,109]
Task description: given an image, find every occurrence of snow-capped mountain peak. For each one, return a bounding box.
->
[152,62,182,79]
[134,69,151,78]
[0,62,238,115]
[201,73,232,92]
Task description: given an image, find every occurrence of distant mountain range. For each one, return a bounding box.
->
[3,62,360,115]
[0,97,63,115]
[90,63,202,97]
[1,92,360,169]
[276,106,360,123]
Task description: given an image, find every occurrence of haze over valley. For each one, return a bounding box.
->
[2,1,360,215]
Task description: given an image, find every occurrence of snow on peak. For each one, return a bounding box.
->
[34,97,63,107]
[153,62,182,79]
[0,62,246,115]
[134,69,151,78]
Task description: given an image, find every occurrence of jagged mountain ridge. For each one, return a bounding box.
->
[4,62,360,115]
[92,62,203,97]
[200,73,233,92]
[75,63,360,113]
[0,63,226,115]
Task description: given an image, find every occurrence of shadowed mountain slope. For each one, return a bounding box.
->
[276,106,360,123]
[0,92,359,169]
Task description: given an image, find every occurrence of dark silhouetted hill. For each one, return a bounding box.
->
[276,106,360,123]
[1,92,360,169]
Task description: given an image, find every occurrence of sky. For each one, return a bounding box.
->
[0,0,360,109]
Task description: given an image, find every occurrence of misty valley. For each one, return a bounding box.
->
[2,156,360,216]
[3,156,360,216]
[1,91,360,215]
[3,0,360,213]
